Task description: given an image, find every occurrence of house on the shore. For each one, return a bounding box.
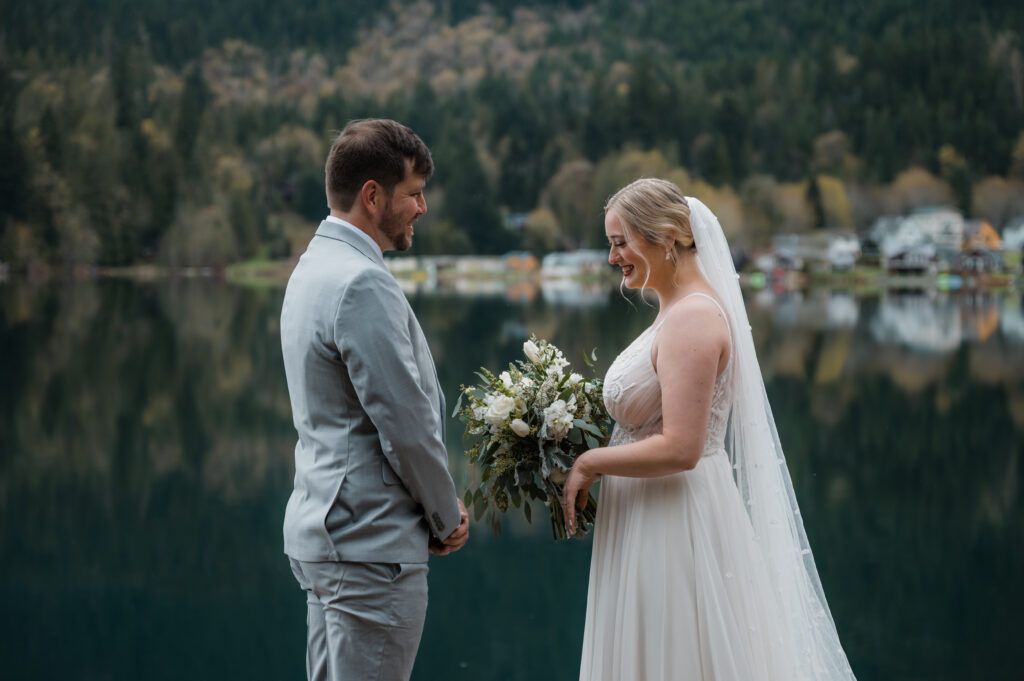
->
[886,242,939,274]
[1002,217,1024,251]
[958,219,1003,273]
[771,230,861,271]
[541,250,609,278]
[504,251,539,273]
[963,219,1002,251]
[876,206,964,273]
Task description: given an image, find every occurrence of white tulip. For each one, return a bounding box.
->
[523,340,542,363]
[510,418,531,437]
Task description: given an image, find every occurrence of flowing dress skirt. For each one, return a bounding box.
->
[579,450,799,681]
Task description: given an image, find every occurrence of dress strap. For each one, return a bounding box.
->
[682,292,732,339]
[651,292,733,337]
[682,292,733,375]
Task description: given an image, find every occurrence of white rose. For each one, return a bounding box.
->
[510,418,531,437]
[499,371,513,388]
[484,394,516,426]
[523,340,542,363]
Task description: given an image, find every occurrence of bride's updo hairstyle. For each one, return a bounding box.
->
[605,178,695,277]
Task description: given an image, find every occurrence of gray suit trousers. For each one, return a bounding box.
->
[289,559,429,681]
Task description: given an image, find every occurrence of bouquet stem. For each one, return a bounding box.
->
[546,480,598,540]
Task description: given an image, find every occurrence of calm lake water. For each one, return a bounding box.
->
[1,277,1022,680]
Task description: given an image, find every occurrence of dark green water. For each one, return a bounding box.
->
[1,279,1021,680]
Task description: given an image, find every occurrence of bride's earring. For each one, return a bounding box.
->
[665,250,671,261]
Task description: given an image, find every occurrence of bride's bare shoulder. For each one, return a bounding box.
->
[658,293,730,348]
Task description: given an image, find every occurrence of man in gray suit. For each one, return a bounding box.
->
[280,118,469,681]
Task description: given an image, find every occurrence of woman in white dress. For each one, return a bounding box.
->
[562,179,856,681]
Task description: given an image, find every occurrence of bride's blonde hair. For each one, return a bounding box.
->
[605,178,694,295]
[605,178,694,267]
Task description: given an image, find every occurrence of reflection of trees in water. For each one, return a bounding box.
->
[0,279,296,589]
[1,282,1022,678]
[771,369,1023,678]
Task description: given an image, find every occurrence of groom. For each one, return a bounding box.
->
[280,118,469,681]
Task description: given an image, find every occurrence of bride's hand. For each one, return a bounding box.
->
[563,451,599,536]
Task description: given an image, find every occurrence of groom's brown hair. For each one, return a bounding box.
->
[325,119,434,212]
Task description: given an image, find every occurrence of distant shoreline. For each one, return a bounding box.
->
[1,258,1019,294]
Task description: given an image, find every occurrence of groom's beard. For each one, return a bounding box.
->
[379,201,412,252]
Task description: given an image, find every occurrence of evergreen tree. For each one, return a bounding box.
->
[0,67,30,226]
[175,65,208,168]
[807,175,826,230]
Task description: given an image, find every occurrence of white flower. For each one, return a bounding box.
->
[546,363,565,378]
[521,377,534,387]
[542,397,575,441]
[567,372,583,386]
[499,371,513,388]
[514,397,527,416]
[484,394,516,426]
[510,418,531,437]
[523,340,542,363]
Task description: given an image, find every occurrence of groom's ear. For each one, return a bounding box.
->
[360,179,382,216]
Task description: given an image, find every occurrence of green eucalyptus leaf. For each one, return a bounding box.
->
[473,494,487,521]
[523,500,533,523]
[573,419,604,437]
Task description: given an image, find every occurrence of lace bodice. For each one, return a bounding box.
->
[602,293,733,454]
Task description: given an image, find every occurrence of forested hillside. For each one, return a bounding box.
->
[1,0,1022,266]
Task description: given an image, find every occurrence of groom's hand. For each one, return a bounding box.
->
[430,499,469,555]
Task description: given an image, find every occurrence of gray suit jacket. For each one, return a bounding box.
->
[281,220,461,564]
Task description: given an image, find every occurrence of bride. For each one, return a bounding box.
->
[562,179,857,680]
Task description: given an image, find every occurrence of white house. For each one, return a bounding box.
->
[1002,217,1024,251]
[540,250,610,278]
[771,230,861,270]
[879,206,964,258]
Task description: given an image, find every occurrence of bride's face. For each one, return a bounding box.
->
[605,211,662,289]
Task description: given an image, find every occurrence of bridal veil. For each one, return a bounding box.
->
[687,196,857,680]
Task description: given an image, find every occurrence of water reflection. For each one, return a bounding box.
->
[0,280,1021,680]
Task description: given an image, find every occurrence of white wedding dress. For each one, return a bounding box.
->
[579,293,800,681]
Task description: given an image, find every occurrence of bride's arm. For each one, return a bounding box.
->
[563,300,728,532]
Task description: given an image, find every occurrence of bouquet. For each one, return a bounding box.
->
[454,336,612,540]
